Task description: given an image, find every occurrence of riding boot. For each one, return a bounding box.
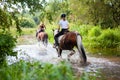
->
[56,37,59,46]
[53,37,59,48]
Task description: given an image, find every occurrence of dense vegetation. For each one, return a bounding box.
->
[0,60,99,80]
[19,17,36,28]
[0,32,17,64]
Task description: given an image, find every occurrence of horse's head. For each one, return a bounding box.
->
[52,29,59,36]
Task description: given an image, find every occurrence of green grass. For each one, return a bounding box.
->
[9,27,36,36]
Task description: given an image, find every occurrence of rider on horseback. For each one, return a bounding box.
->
[53,14,69,48]
[36,23,46,37]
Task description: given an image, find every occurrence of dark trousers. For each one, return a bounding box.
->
[54,29,68,45]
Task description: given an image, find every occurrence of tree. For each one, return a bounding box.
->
[88,0,120,28]
[0,0,46,32]
[39,0,71,23]
[69,0,89,24]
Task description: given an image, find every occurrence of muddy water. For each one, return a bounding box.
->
[7,42,120,80]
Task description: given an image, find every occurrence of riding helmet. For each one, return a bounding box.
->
[61,14,66,18]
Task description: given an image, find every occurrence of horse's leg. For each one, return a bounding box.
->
[43,37,47,47]
[68,50,75,61]
[57,48,62,57]
[44,36,48,47]
[40,35,44,46]
[37,34,40,46]
[44,39,48,47]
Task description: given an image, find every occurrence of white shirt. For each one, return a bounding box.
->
[59,19,69,29]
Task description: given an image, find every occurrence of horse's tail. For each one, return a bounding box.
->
[76,33,87,63]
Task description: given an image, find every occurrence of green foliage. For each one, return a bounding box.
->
[0,60,99,80]
[87,0,120,28]
[19,18,36,28]
[69,0,120,28]
[97,29,120,48]
[45,24,55,43]
[80,72,100,80]
[70,24,91,36]
[69,0,89,24]
[0,0,46,33]
[0,61,76,80]
[0,8,12,30]
[78,25,90,36]
[1,0,120,30]
[39,0,71,23]
[33,16,40,25]
[88,27,101,37]
[86,27,120,48]
[0,32,17,64]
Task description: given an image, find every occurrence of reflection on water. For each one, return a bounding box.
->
[7,43,120,80]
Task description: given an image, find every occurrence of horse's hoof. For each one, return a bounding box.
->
[58,55,61,57]
[79,61,88,66]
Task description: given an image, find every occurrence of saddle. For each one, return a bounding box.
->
[63,29,69,34]
[58,30,69,44]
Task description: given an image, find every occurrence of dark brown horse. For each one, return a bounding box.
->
[37,32,48,46]
[53,29,87,63]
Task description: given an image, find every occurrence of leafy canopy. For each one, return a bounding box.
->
[0,0,46,32]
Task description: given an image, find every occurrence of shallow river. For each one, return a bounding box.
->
[7,42,120,80]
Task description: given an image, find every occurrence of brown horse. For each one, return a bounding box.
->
[37,32,48,46]
[53,29,87,63]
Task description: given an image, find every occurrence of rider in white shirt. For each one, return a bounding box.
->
[54,14,69,47]
[59,19,69,29]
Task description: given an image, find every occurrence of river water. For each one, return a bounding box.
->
[7,42,120,80]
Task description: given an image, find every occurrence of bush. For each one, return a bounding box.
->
[33,16,40,25]
[97,29,120,48]
[0,60,99,80]
[0,32,17,64]
[83,26,120,48]
[88,27,101,37]
[19,18,36,28]
[0,61,76,80]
